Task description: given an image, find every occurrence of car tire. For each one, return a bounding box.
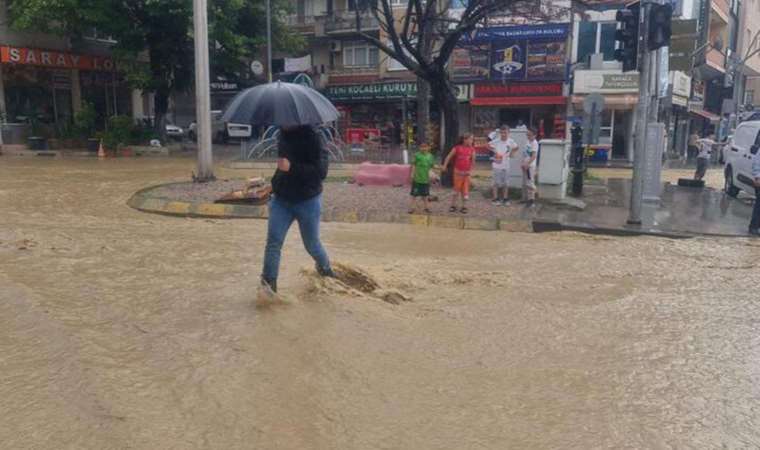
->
[725,166,740,198]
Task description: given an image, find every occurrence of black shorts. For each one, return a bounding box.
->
[410,182,430,197]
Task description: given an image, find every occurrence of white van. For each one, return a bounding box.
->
[724,120,760,198]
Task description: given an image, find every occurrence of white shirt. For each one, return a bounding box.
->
[523,139,539,169]
[489,137,517,170]
[697,139,714,159]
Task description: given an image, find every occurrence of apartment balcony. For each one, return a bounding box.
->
[324,10,379,35]
[328,65,381,84]
[285,14,317,34]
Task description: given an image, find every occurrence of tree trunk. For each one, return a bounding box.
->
[153,89,169,143]
[430,77,460,187]
[416,78,430,146]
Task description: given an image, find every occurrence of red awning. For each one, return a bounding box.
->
[689,107,720,122]
[471,96,566,106]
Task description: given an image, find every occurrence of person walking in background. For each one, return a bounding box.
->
[688,131,700,161]
[488,126,518,206]
[442,134,477,214]
[694,133,716,181]
[408,143,435,214]
[260,125,335,299]
[749,148,760,236]
[521,128,540,208]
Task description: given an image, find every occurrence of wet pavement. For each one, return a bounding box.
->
[2,157,760,449]
[538,178,757,237]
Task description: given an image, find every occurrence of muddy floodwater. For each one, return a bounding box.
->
[2,158,760,449]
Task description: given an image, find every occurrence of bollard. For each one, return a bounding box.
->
[571,124,584,197]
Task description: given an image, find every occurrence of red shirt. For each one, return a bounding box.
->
[452,145,475,172]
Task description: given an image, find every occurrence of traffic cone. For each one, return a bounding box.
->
[97,140,106,158]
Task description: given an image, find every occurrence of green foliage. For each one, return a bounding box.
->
[98,116,158,149]
[8,0,304,94]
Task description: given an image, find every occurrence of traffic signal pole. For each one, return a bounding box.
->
[627,1,651,225]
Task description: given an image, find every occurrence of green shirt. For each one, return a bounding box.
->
[412,152,435,184]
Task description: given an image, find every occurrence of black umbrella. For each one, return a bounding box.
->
[222,82,339,127]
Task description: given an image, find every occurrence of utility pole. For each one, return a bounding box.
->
[628,1,651,225]
[266,0,273,83]
[193,0,215,181]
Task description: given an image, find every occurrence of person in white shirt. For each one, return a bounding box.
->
[521,128,540,207]
[694,133,716,181]
[749,149,760,236]
[488,126,518,206]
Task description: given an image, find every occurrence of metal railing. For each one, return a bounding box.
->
[324,9,379,33]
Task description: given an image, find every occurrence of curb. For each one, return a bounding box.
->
[127,182,533,232]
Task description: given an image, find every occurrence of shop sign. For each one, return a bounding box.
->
[451,44,490,82]
[210,81,239,92]
[474,82,563,98]
[454,84,471,102]
[0,46,115,71]
[573,70,639,94]
[325,82,417,101]
[692,80,705,102]
[670,20,698,72]
[490,39,567,82]
[462,23,570,44]
[669,71,691,98]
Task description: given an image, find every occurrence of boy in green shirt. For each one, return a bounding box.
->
[409,144,435,214]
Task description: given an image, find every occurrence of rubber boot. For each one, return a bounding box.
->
[261,277,277,293]
[316,265,336,278]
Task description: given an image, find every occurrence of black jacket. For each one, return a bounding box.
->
[271,127,329,203]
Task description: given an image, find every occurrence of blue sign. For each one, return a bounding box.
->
[462,23,570,44]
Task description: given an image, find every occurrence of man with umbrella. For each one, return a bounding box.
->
[223,82,338,298]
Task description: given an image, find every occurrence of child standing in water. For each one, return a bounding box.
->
[442,134,477,214]
[408,143,435,214]
[521,128,540,207]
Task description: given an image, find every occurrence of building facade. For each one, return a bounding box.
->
[0,1,151,145]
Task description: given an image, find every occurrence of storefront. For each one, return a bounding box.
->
[572,70,639,161]
[0,45,132,132]
[325,81,419,145]
[471,82,567,142]
[452,23,570,146]
[666,71,692,158]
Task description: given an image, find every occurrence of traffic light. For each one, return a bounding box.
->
[614,3,640,72]
[648,3,673,51]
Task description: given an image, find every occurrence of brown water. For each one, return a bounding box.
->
[2,157,760,449]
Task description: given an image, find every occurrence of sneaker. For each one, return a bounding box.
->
[491,199,501,206]
[317,265,336,278]
[525,200,535,208]
[502,199,511,207]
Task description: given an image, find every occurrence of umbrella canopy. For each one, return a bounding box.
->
[222,82,339,127]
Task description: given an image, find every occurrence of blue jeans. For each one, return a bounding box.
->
[262,194,331,284]
[751,187,760,231]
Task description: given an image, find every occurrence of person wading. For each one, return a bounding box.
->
[261,125,335,296]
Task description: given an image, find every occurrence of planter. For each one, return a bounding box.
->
[87,138,100,152]
[27,136,47,150]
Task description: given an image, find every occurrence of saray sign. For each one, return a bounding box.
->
[0,46,116,71]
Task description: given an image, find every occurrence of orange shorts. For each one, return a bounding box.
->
[453,172,471,197]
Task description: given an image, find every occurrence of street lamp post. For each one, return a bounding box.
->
[267,0,273,83]
[193,0,215,181]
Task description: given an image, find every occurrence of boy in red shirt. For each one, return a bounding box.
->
[442,134,477,214]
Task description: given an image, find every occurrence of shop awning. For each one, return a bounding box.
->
[689,107,720,122]
[471,96,566,106]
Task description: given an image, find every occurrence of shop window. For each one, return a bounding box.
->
[577,22,618,64]
[343,41,379,67]
[599,109,613,145]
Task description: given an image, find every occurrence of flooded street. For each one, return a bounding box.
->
[2,157,760,449]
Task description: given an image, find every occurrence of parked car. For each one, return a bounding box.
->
[188,110,250,144]
[165,123,184,140]
[724,120,760,198]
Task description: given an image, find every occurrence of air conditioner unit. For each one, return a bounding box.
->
[330,41,342,52]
